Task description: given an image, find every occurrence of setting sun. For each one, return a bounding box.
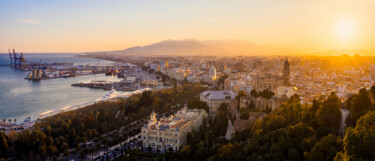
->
[336,20,356,39]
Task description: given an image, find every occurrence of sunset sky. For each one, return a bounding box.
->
[0,0,374,53]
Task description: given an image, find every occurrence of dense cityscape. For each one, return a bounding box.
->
[1,53,375,161]
[1,0,375,161]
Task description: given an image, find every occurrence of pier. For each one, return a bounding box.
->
[71,80,138,91]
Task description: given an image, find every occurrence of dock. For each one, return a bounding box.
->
[71,80,138,91]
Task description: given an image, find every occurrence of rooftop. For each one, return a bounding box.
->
[200,90,237,100]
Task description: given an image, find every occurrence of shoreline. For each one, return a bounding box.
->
[0,87,153,133]
[0,54,144,132]
[1,54,157,132]
[37,87,151,119]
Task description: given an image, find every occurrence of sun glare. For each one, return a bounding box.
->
[336,20,356,39]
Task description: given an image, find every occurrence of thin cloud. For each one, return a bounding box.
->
[17,18,39,24]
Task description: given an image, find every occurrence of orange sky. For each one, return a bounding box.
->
[0,0,375,53]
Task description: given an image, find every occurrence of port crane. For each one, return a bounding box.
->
[93,60,100,74]
[8,49,27,68]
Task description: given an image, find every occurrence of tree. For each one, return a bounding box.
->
[315,93,342,136]
[258,89,275,99]
[250,89,258,97]
[239,110,250,120]
[235,91,247,101]
[305,134,342,161]
[235,91,247,110]
[47,145,58,156]
[303,99,321,128]
[64,149,70,157]
[38,144,47,157]
[288,148,302,161]
[215,143,237,161]
[188,99,209,113]
[336,111,375,161]
[346,88,373,127]
[0,133,8,156]
[371,85,375,100]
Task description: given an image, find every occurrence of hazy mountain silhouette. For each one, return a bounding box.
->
[85,39,375,56]
[88,39,275,56]
[311,49,375,56]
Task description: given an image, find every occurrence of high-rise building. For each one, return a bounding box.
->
[209,66,216,79]
[283,58,290,86]
[160,60,169,68]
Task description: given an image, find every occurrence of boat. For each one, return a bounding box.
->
[102,87,120,99]
[23,116,31,123]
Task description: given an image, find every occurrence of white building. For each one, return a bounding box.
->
[175,105,208,130]
[209,66,217,79]
[141,107,207,152]
[160,61,168,68]
[150,63,160,72]
[200,90,237,117]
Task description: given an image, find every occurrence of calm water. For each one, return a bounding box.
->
[0,53,123,123]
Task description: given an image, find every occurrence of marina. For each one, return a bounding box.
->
[71,69,159,91]
[0,53,123,125]
[0,52,159,132]
[7,49,134,81]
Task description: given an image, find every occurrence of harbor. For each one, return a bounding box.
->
[7,49,137,81]
[0,87,152,133]
[71,69,159,91]
[0,52,160,130]
[0,53,125,126]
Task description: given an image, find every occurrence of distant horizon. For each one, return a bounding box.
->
[1,0,375,53]
[1,38,375,56]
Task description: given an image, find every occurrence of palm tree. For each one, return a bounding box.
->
[2,118,5,122]
[14,119,16,124]
[8,119,11,123]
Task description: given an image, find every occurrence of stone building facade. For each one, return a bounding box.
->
[252,59,290,92]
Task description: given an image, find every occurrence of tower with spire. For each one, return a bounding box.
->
[283,58,290,86]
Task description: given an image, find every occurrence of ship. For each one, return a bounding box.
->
[102,87,120,99]
[23,116,31,123]
[105,67,119,76]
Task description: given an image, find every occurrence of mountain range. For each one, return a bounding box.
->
[85,39,374,56]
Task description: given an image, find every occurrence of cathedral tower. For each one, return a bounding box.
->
[283,58,290,86]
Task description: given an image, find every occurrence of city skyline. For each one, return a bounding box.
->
[1,0,375,53]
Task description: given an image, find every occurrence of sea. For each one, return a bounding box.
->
[0,53,124,123]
